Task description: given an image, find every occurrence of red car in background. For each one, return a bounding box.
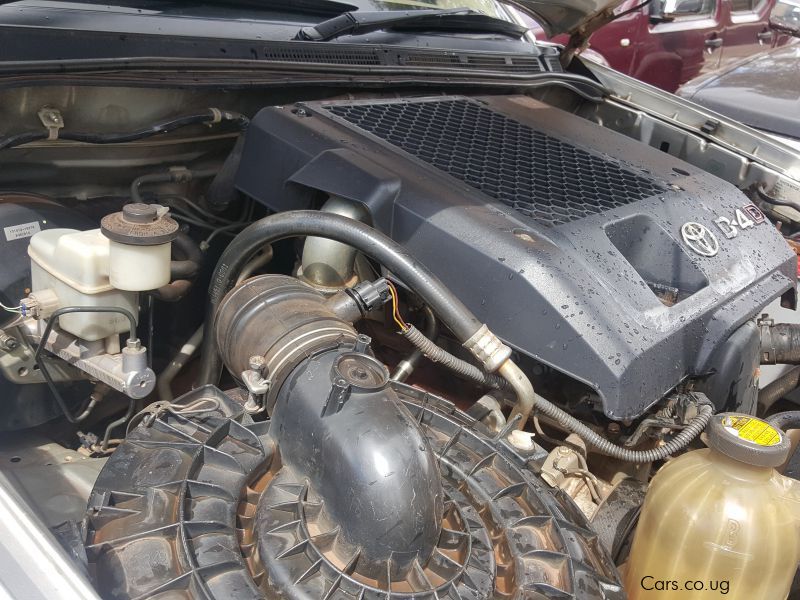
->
[522,0,793,91]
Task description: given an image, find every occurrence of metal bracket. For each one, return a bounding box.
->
[37,107,65,141]
[241,361,270,414]
[24,319,155,399]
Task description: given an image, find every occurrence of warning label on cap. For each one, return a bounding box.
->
[724,416,782,447]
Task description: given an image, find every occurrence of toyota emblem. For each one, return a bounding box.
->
[681,222,719,257]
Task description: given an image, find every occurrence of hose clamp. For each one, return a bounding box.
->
[758,313,777,364]
[463,324,512,373]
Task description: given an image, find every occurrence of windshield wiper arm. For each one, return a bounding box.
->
[295,8,527,41]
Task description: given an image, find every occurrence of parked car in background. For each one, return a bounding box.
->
[521,0,795,91]
[679,43,800,148]
[772,0,800,33]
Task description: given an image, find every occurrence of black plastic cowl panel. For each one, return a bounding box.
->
[235,95,796,419]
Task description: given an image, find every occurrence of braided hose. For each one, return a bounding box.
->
[532,394,714,463]
[403,324,713,461]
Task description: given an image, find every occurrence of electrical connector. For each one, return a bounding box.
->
[20,288,59,319]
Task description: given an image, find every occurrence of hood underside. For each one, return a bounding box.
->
[505,0,619,38]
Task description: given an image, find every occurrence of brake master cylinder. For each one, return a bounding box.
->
[625,413,800,599]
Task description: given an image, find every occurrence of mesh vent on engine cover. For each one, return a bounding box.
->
[324,98,668,227]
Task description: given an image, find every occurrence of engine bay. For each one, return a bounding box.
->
[0,77,799,599]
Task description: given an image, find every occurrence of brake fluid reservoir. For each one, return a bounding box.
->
[28,228,138,341]
[100,203,178,292]
[625,414,800,599]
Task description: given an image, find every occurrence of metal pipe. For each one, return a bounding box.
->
[157,326,204,402]
[399,324,509,390]
[72,382,112,422]
[34,306,139,424]
[300,196,369,289]
[236,245,273,285]
[101,398,137,450]
[498,359,535,430]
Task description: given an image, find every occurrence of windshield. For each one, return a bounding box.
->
[362,0,506,17]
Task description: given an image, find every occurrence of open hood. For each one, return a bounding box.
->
[505,0,623,40]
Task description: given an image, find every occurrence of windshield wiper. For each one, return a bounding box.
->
[295,8,528,41]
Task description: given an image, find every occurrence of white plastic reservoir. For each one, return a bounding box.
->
[28,228,138,341]
[108,240,171,292]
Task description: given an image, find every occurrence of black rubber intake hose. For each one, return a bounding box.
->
[130,168,218,204]
[758,366,800,412]
[149,279,192,303]
[170,232,203,280]
[763,323,800,365]
[148,233,203,303]
[767,411,800,431]
[197,211,482,385]
[206,135,246,213]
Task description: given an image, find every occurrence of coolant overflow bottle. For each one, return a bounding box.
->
[625,413,800,599]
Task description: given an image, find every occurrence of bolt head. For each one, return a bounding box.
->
[248,355,266,371]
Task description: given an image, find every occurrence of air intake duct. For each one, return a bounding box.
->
[82,274,623,599]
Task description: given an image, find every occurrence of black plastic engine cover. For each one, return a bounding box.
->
[236,95,796,419]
